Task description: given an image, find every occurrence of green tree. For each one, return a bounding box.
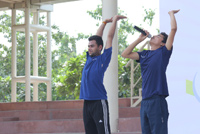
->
[55,53,86,100]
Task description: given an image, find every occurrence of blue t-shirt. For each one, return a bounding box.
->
[137,46,172,99]
[80,47,112,100]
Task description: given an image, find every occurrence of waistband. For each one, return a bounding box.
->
[84,99,107,102]
[143,95,166,101]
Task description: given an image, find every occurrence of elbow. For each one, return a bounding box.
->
[121,52,127,58]
[171,27,177,32]
[121,53,125,58]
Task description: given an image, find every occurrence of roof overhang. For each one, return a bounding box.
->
[0,0,79,11]
[31,0,79,5]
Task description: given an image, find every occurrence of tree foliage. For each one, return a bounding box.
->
[55,53,86,100]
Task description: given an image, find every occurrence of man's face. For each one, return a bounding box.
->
[150,34,165,46]
[88,40,102,57]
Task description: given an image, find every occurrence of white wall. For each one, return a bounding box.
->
[160,0,200,134]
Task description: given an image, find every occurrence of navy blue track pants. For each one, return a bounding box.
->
[140,95,169,134]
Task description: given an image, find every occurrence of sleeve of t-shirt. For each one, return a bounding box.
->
[86,52,89,59]
[101,47,112,71]
[162,46,173,58]
[136,51,144,63]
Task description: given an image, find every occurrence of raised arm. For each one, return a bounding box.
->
[165,9,180,50]
[121,30,149,60]
[96,18,112,37]
[105,15,127,49]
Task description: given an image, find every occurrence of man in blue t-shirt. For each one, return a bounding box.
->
[121,10,180,134]
[80,15,126,134]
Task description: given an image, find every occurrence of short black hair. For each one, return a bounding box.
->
[160,32,168,43]
[88,35,104,48]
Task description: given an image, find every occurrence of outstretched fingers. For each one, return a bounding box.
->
[169,9,180,14]
[113,15,127,21]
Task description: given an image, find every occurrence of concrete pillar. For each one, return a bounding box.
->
[11,9,17,102]
[33,11,39,101]
[46,12,52,101]
[102,0,118,132]
[25,0,31,101]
